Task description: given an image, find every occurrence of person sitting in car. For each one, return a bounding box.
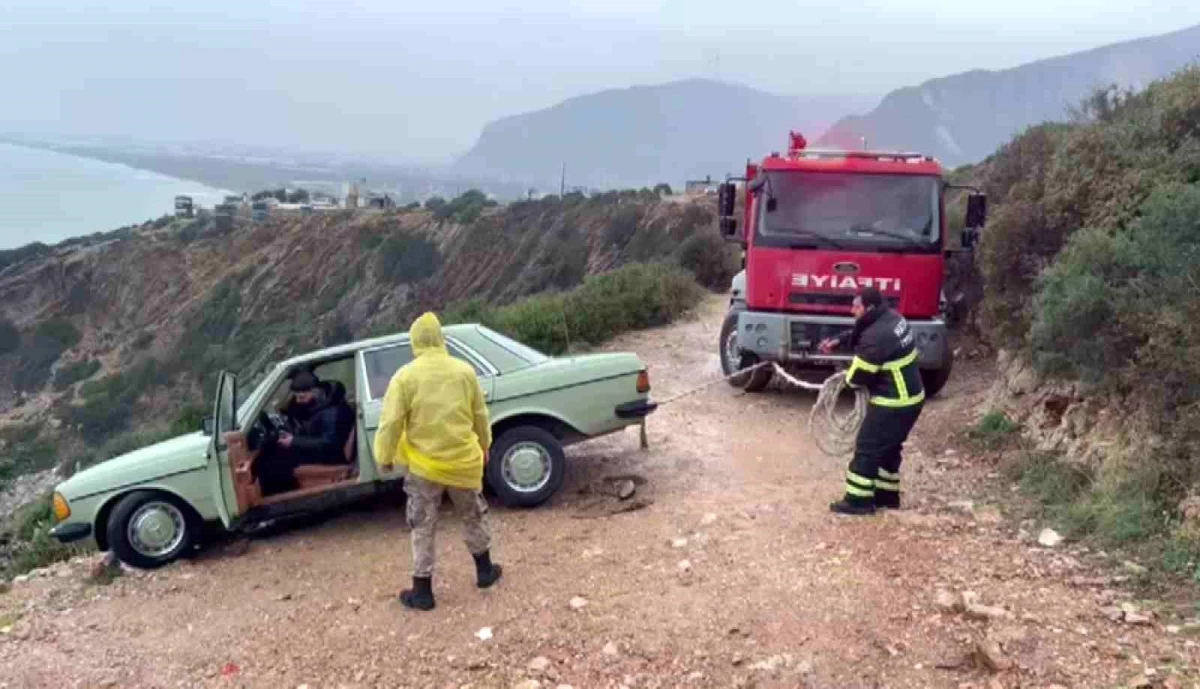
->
[258,371,355,495]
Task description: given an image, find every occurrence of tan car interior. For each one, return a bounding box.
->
[224,357,362,512]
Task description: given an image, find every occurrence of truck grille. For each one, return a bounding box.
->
[789,321,849,351]
[789,293,900,308]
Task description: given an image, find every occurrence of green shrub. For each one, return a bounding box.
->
[69,359,165,442]
[968,410,1021,452]
[2,493,85,580]
[1032,185,1200,393]
[52,359,101,390]
[449,263,704,355]
[676,232,740,290]
[170,405,207,436]
[374,232,441,285]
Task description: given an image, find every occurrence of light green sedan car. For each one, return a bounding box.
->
[48,325,656,569]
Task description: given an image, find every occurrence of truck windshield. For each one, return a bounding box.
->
[756,171,940,252]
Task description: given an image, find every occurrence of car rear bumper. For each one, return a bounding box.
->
[50,522,93,544]
[615,400,659,419]
[735,311,949,369]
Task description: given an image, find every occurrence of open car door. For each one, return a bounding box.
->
[206,371,239,526]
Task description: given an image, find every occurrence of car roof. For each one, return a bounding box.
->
[278,323,481,368]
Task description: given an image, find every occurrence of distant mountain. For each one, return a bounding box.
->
[454,79,877,190]
[818,23,1200,167]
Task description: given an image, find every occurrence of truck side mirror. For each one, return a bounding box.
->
[961,228,979,249]
[966,193,987,228]
[717,182,736,217]
[719,217,739,238]
[202,416,214,436]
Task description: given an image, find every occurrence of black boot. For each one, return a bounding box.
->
[400,576,435,610]
[473,551,503,589]
[829,494,877,516]
[874,490,901,510]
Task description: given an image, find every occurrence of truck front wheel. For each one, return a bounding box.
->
[720,311,774,392]
[920,348,954,399]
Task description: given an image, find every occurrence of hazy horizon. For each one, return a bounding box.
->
[5,1,1200,164]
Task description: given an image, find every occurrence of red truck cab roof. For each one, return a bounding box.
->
[752,132,944,178]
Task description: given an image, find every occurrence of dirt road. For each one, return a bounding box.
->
[2,299,1196,688]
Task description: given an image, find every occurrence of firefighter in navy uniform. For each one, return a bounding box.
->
[818,286,925,515]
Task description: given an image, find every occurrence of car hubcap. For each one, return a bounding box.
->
[502,442,552,494]
[127,501,186,559]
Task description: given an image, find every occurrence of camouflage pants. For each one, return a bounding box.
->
[404,474,491,578]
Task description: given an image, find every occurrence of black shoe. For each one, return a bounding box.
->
[473,551,503,589]
[400,576,436,610]
[829,496,877,516]
[875,491,901,510]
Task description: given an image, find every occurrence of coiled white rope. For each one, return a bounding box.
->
[769,364,867,458]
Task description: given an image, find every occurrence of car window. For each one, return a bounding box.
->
[364,344,413,399]
[447,342,489,378]
[363,341,490,400]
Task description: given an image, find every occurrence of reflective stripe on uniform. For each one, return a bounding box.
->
[870,390,926,407]
[869,349,924,407]
[874,477,900,491]
[845,470,875,497]
[845,356,880,384]
[878,468,900,480]
[881,349,918,370]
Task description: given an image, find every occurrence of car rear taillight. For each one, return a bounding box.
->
[636,370,650,394]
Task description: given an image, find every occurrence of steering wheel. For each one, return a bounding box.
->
[247,410,283,452]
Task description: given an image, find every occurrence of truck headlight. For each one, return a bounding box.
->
[52,492,71,522]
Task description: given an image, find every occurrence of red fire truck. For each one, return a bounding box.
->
[717,132,986,397]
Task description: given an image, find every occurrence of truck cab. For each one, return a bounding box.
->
[717,132,985,397]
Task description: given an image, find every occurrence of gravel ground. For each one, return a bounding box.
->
[2,298,1197,689]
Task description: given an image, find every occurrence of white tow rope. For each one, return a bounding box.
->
[769,364,866,458]
[652,361,866,458]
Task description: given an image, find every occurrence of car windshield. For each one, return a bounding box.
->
[756,171,940,251]
[477,326,550,368]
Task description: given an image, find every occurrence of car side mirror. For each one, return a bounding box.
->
[966,193,987,228]
[202,416,214,436]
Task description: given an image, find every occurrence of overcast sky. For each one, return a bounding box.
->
[3,1,1199,164]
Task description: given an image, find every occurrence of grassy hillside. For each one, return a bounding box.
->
[961,66,1200,569]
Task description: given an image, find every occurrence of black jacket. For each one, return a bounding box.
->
[283,382,356,463]
[836,307,924,407]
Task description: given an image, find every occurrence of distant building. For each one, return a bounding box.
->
[366,193,396,210]
[251,200,271,221]
[214,203,238,232]
[684,176,720,195]
[174,195,194,217]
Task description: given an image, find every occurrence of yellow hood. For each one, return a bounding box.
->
[410,312,447,358]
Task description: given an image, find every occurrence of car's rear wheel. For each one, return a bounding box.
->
[486,426,566,508]
[107,491,197,570]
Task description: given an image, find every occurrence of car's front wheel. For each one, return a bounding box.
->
[486,426,566,508]
[107,491,197,569]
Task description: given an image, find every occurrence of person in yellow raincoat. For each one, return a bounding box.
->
[373,312,501,611]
